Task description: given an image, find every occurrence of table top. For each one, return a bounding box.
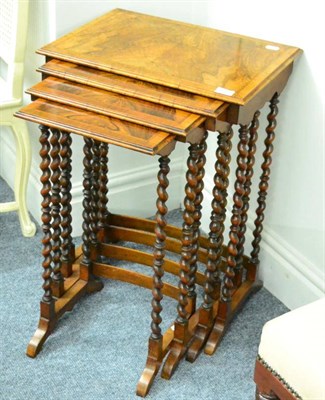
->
[16,99,175,155]
[27,76,205,137]
[38,8,301,105]
[38,59,225,119]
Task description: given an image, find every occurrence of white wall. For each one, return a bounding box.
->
[1,0,324,309]
[200,0,325,309]
[0,0,52,220]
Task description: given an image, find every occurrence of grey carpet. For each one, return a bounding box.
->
[0,177,288,400]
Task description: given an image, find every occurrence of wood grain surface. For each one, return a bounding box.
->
[15,99,175,155]
[27,76,205,137]
[38,59,226,119]
[37,9,301,105]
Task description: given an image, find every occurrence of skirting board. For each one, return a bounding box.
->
[0,133,184,237]
[201,182,324,310]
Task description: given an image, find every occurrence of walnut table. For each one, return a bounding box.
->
[15,9,301,397]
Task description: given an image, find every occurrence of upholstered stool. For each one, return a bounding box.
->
[255,298,325,400]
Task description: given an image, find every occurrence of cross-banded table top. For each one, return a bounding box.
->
[38,9,301,105]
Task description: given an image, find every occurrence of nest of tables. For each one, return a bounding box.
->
[15,9,301,397]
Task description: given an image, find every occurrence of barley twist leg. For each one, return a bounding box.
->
[187,131,208,314]
[50,129,64,297]
[80,137,103,293]
[187,128,233,362]
[26,125,54,358]
[251,95,279,272]
[136,156,170,397]
[97,142,109,242]
[161,143,199,380]
[234,111,260,286]
[60,131,74,277]
[204,125,249,355]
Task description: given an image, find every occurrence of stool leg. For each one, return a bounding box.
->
[79,137,103,293]
[250,94,279,278]
[26,125,55,357]
[136,156,170,397]
[60,131,75,278]
[187,128,233,362]
[256,388,278,400]
[97,143,109,242]
[187,131,207,315]
[161,143,199,380]
[235,111,260,286]
[50,129,64,298]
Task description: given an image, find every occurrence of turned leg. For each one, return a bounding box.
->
[26,125,55,358]
[90,139,100,249]
[81,137,92,273]
[187,131,208,315]
[136,156,170,397]
[187,128,233,362]
[79,137,103,293]
[161,143,199,380]
[207,127,233,296]
[50,129,64,297]
[97,142,109,242]
[235,111,260,285]
[60,131,75,277]
[27,132,105,359]
[250,94,279,279]
[223,123,249,298]
[203,124,249,355]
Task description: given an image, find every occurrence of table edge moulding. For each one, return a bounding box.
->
[37,9,301,105]
[14,8,302,397]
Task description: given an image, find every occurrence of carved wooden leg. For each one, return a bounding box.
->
[80,137,92,272]
[97,142,109,242]
[235,111,260,286]
[60,131,75,278]
[50,129,64,298]
[136,156,170,397]
[79,137,103,293]
[250,94,279,279]
[224,123,249,297]
[90,140,100,243]
[205,124,249,355]
[27,125,55,358]
[187,128,233,362]
[89,139,101,264]
[161,143,199,380]
[187,131,207,315]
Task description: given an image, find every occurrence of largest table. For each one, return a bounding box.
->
[15,9,301,397]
